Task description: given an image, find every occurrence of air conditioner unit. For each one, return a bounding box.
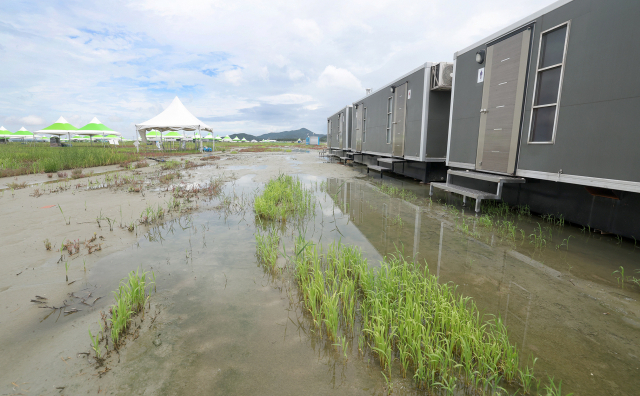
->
[430,62,454,91]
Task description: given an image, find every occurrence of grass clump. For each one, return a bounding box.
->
[254,174,316,222]
[160,161,180,170]
[289,239,554,395]
[7,181,28,189]
[255,226,281,272]
[109,268,154,346]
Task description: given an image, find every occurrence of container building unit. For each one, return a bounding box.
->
[350,62,452,182]
[431,0,640,238]
[327,106,352,158]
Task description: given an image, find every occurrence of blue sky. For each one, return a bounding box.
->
[0,0,557,138]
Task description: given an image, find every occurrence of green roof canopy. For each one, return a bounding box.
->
[37,117,78,136]
[0,126,13,138]
[77,117,120,136]
[13,127,34,137]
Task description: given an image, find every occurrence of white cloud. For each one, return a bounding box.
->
[0,0,559,138]
[292,18,322,43]
[4,115,45,126]
[317,65,363,92]
[21,115,44,125]
[288,69,304,81]
[224,69,243,85]
[260,94,313,105]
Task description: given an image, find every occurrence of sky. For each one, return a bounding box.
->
[0,0,557,139]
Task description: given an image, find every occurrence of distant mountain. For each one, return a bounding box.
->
[226,128,326,142]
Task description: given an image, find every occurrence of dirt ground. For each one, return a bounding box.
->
[0,150,359,395]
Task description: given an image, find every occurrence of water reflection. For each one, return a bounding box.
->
[325,177,640,396]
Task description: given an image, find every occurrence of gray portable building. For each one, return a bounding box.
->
[349,62,452,182]
[433,0,640,238]
[327,106,352,153]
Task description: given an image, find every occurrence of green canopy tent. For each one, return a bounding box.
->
[145,130,161,140]
[71,135,89,141]
[0,127,13,143]
[14,127,38,144]
[163,131,184,140]
[78,117,121,145]
[36,117,78,146]
[232,136,240,142]
[241,137,248,142]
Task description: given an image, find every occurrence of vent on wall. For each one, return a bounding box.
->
[430,62,454,91]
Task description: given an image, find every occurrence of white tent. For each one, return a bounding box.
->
[135,97,212,151]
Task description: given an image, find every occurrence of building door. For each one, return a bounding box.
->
[355,105,363,151]
[476,29,531,174]
[327,120,332,147]
[338,113,343,148]
[392,83,407,157]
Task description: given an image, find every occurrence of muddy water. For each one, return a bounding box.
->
[3,173,639,395]
[324,177,640,396]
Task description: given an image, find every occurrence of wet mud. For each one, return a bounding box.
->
[1,154,639,395]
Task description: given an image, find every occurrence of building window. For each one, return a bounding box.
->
[362,107,367,142]
[529,22,570,143]
[328,120,331,140]
[386,97,393,144]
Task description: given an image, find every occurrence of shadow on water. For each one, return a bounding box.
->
[24,174,639,395]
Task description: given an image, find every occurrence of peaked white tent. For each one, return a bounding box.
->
[135,97,213,151]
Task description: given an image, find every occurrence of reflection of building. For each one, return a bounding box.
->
[325,177,558,353]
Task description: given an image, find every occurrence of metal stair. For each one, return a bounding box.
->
[430,169,525,212]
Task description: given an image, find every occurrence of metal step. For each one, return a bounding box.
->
[448,169,525,184]
[366,165,390,178]
[430,182,499,212]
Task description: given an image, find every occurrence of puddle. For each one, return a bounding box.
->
[225,165,267,170]
[322,178,640,396]
[2,175,639,395]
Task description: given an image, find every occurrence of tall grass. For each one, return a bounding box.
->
[254,174,316,222]
[287,239,557,395]
[109,268,154,346]
[255,225,281,272]
[0,145,138,175]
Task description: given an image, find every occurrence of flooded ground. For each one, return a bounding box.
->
[1,154,639,395]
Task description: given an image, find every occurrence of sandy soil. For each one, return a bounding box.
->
[0,151,360,395]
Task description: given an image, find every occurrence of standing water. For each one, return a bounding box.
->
[2,174,638,395]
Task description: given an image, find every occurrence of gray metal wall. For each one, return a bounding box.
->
[352,68,425,157]
[327,108,344,149]
[449,0,640,184]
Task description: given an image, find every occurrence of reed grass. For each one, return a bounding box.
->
[255,225,281,272]
[254,174,316,222]
[286,239,554,395]
[109,268,154,347]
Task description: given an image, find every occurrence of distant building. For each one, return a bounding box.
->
[306,136,319,145]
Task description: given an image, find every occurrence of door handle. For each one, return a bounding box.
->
[480,109,488,114]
